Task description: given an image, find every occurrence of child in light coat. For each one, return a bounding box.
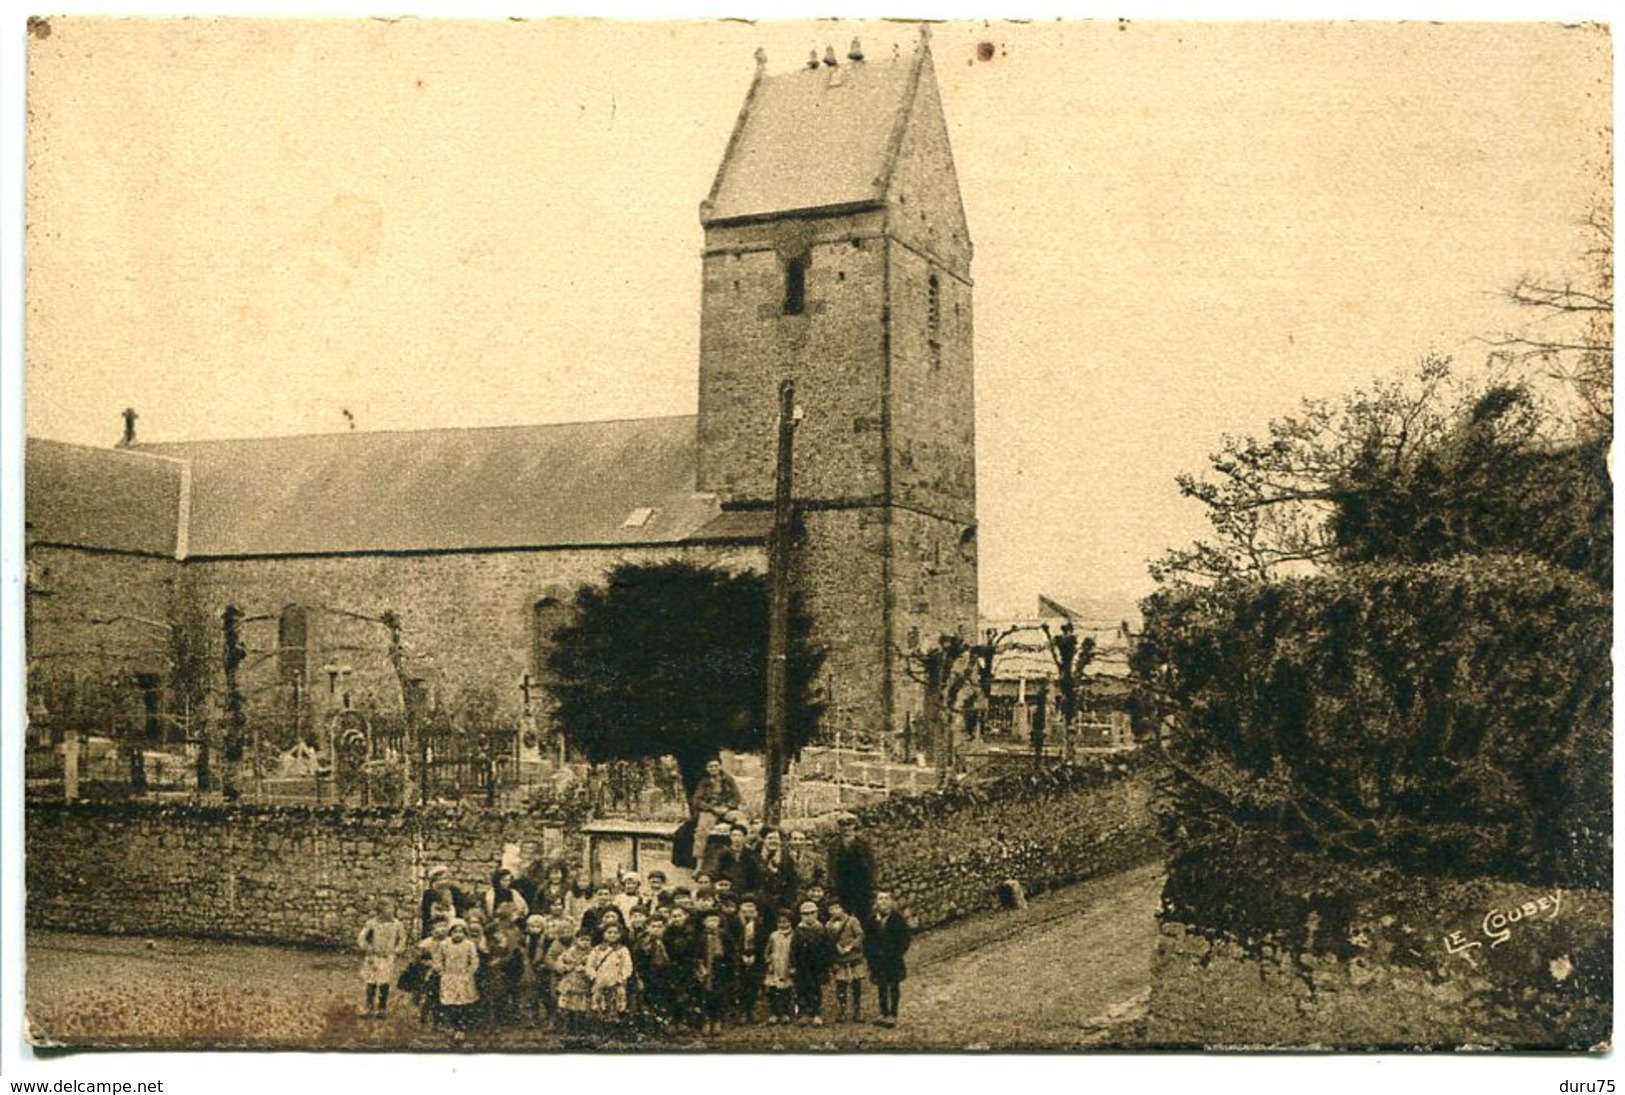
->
[587,921,635,1023]
[357,898,408,1020]
[435,920,482,1040]
[763,912,796,1024]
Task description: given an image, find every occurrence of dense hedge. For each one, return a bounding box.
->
[1136,554,1611,907]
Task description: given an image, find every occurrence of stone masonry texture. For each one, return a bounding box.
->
[26,800,585,948]
[1147,875,1613,1049]
[26,755,1160,948]
[186,543,764,729]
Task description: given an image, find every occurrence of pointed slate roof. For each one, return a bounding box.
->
[702,42,925,226]
[126,416,768,557]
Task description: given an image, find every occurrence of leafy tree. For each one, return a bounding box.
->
[1156,220,1612,591]
[1139,219,1614,966]
[1332,383,1610,587]
[1153,357,1610,590]
[545,561,825,798]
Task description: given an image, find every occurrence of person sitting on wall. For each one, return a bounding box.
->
[689,757,747,868]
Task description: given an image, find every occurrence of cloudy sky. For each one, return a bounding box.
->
[25,18,1609,613]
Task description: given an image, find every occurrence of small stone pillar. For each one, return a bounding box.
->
[62,729,81,801]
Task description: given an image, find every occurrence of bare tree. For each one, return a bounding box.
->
[1486,207,1613,433]
[1041,622,1098,762]
[899,634,973,778]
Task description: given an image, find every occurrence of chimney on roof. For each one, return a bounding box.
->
[823,46,838,67]
[807,50,819,70]
[848,38,864,62]
[754,47,767,74]
[118,407,138,448]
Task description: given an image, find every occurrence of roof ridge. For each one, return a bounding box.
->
[131,413,697,448]
[28,437,190,467]
[874,31,929,200]
[700,50,769,225]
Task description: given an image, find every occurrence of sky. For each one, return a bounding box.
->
[23,18,1611,615]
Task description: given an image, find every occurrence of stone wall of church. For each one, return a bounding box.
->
[888,505,979,736]
[788,505,976,752]
[697,211,892,506]
[183,543,765,727]
[25,544,182,740]
[887,244,975,526]
[885,52,974,279]
[793,507,891,748]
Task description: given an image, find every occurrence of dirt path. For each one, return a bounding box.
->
[26,861,1166,1051]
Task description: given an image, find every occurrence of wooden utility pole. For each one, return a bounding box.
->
[763,378,799,827]
[379,609,419,808]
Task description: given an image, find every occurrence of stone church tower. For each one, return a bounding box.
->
[697,32,977,753]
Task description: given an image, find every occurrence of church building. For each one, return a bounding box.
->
[24,32,978,764]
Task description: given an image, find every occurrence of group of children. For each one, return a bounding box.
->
[355,841,912,1042]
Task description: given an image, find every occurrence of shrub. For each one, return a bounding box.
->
[1135,554,1611,893]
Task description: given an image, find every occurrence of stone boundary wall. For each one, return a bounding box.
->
[26,753,1162,948]
[1147,879,1612,1050]
[855,751,1162,931]
[25,801,582,948]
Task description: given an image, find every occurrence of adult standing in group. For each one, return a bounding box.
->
[713,823,763,894]
[420,865,470,936]
[689,757,747,868]
[787,830,825,892]
[826,813,877,922]
[756,828,800,929]
[483,867,531,920]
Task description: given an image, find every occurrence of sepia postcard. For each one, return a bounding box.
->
[17,15,1612,1061]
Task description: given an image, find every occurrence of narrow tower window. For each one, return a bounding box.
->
[783,258,806,316]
